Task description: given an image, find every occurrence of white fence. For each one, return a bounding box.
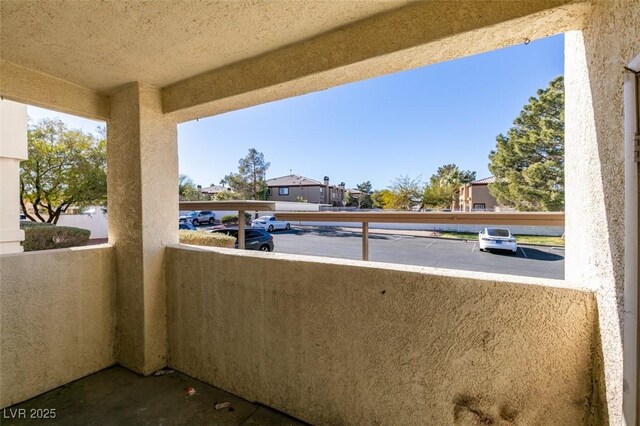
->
[57,207,108,239]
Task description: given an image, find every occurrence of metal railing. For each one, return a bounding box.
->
[277,211,564,261]
[178,205,564,257]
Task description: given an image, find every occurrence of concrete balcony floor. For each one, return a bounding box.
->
[2,366,307,425]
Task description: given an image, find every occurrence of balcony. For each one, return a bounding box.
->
[1,226,605,424]
[0,0,637,424]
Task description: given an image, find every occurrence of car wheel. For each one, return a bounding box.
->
[267,225,274,232]
[259,244,271,252]
[193,219,199,226]
[209,217,215,224]
[285,223,291,230]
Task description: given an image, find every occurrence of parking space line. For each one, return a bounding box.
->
[471,242,477,253]
[519,247,528,258]
[425,239,438,249]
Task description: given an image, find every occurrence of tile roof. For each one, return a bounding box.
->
[266,174,325,187]
[470,176,496,185]
[199,185,232,193]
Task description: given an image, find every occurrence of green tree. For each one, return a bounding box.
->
[221,148,271,200]
[20,119,107,224]
[356,181,373,208]
[388,175,422,210]
[344,191,358,207]
[488,76,564,211]
[179,174,204,201]
[422,181,455,209]
[214,190,243,201]
[371,189,393,209]
[422,164,475,209]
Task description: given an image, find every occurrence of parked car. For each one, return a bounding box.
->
[179,210,215,226]
[179,222,197,230]
[211,228,274,251]
[478,227,518,253]
[251,215,291,232]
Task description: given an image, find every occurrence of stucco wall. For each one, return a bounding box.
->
[268,185,324,204]
[166,245,602,425]
[0,245,116,408]
[564,0,640,422]
[470,185,498,211]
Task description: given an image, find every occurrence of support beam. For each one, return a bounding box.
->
[362,222,369,261]
[0,99,27,254]
[0,60,110,121]
[107,82,178,375]
[163,0,588,122]
[238,210,245,250]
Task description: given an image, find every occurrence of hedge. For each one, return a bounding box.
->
[179,230,235,248]
[220,213,252,225]
[20,222,91,252]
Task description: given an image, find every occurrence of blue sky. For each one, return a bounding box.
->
[28,34,563,190]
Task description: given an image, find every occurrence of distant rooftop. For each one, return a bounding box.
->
[266,174,325,187]
[199,185,232,194]
[470,176,496,185]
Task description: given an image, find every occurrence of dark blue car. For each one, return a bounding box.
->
[211,228,274,252]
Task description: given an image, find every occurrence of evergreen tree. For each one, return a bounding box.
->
[355,181,373,208]
[488,76,564,211]
[221,148,271,200]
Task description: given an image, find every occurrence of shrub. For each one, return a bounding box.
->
[220,213,252,225]
[20,222,91,251]
[179,230,235,248]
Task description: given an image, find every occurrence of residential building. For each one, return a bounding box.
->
[458,176,503,211]
[197,184,233,197]
[266,174,345,205]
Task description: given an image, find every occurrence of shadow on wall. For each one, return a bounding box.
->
[453,394,518,424]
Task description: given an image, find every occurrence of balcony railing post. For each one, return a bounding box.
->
[238,209,245,250]
[362,222,369,261]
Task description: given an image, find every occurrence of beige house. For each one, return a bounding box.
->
[0,1,639,424]
[266,174,345,205]
[197,184,233,197]
[458,176,502,211]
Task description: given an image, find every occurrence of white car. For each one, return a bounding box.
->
[251,215,291,232]
[478,227,518,253]
[179,210,215,226]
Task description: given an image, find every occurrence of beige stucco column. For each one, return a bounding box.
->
[0,99,27,254]
[107,82,178,375]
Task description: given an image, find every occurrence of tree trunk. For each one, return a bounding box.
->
[19,196,37,222]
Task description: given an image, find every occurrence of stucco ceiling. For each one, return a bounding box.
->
[0,0,408,93]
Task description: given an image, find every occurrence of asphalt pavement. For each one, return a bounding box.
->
[269,227,564,280]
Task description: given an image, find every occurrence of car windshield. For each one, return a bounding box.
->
[186,212,198,216]
[486,229,510,237]
[256,216,272,221]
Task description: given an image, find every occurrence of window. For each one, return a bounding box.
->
[473,203,486,211]
[278,187,289,196]
[320,187,324,194]
[267,188,272,196]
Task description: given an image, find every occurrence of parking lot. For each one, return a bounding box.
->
[270,227,564,280]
